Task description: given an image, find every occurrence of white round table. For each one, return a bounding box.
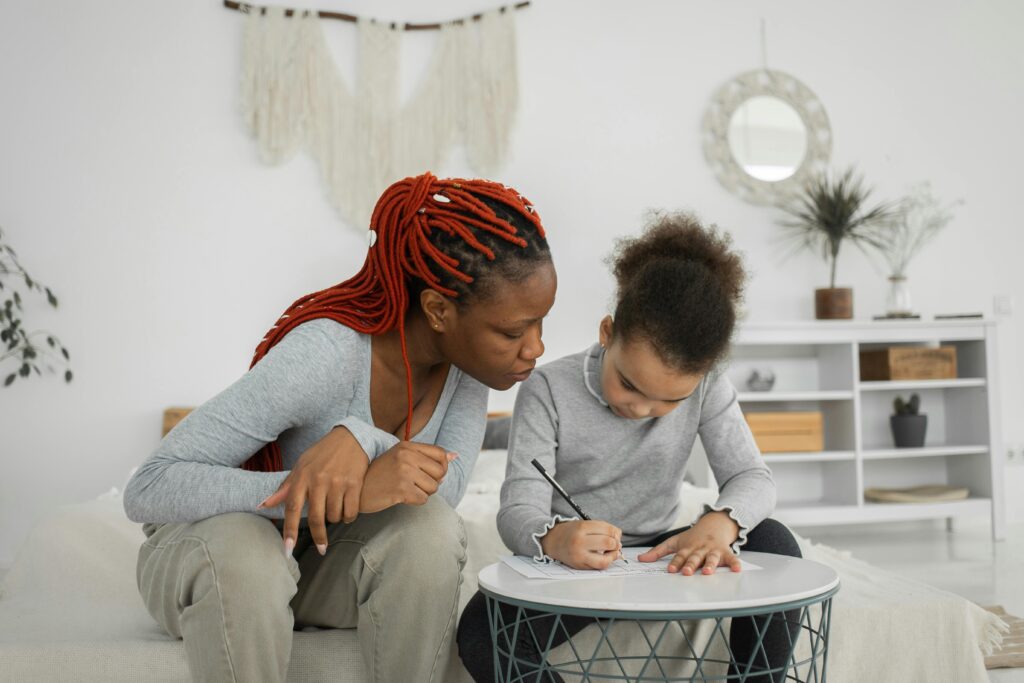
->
[477,551,839,682]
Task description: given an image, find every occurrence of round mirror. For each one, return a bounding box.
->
[702,70,831,206]
[727,96,807,182]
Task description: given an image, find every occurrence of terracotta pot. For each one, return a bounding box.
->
[815,288,853,319]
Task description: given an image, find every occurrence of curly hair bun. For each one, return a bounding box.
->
[609,212,746,373]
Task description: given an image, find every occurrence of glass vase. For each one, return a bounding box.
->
[885,275,913,317]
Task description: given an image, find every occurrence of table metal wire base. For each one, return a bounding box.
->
[484,592,835,683]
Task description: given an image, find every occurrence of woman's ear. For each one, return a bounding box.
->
[598,315,614,348]
[420,289,456,332]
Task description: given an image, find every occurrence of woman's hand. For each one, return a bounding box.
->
[258,426,369,557]
[637,511,742,575]
[540,520,623,570]
[360,441,456,513]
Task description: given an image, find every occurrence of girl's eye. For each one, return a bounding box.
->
[620,378,637,392]
[503,331,524,340]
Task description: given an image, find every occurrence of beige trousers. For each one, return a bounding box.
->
[136,496,467,683]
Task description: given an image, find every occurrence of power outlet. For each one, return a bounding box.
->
[994,294,1014,317]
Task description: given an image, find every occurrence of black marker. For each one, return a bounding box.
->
[530,458,627,563]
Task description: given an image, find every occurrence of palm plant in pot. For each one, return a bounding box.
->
[891,393,926,448]
[779,168,898,319]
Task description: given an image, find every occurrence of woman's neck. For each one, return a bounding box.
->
[373,313,445,381]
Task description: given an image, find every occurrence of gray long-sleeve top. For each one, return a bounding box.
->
[497,343,775,559]
[123,318,488,524]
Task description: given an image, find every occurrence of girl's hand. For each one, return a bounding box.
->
[359,441,456,513]
[540,520,623,570]
[637,511,742,575]
[258,427,369,557]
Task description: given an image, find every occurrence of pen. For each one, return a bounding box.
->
[530,458,627,564]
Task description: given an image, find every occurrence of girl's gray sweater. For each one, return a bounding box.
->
[497,343,775,559]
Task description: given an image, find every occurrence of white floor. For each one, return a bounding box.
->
[797,518,1024,683]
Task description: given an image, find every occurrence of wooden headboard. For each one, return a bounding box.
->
[162,407,193,436]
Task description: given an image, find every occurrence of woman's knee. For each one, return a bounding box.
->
[377,496,468,566]
[172,513,297,598]
[743,518,801,558]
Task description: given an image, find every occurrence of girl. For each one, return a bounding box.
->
[124,172,556,683]
[457,213,801,683]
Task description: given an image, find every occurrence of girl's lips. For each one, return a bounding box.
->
[508,369,533,382]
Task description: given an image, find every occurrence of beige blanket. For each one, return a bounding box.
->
[0,450,1005,683]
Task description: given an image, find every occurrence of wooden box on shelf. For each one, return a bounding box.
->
[859,346,957,381]
[744,411,824,453]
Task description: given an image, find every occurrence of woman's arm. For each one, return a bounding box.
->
[696,370,777,548]
[123,320,351,524]
[432,371,488,507]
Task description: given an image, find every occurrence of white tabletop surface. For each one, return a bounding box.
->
[478,551,839,613]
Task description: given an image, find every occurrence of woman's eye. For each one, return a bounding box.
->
[502,331,524,340]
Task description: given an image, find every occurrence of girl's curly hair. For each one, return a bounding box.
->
[608,212,745,374]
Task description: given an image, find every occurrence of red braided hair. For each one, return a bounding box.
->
[241,172,546,472]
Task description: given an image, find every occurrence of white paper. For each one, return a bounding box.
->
[501,547,762,580]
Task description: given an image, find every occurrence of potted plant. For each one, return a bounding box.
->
[874,183,962,318]
[779,168,898,319]
[891,393,926,448]
[0,226,72,386]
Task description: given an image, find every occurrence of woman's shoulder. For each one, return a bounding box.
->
[279,318,368,359]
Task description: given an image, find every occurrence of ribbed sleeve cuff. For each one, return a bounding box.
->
[529,514,579,563]
[699,503,750,554]
[335,417,395,462]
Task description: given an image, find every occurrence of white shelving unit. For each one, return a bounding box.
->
[700,320,1005,540]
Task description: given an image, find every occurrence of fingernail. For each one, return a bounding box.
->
[316,544,327,556]
[447,451,458,460]
[257,496,270,510]
[284,537,295,558]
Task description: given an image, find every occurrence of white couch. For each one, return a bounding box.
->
[0,449,1004,682]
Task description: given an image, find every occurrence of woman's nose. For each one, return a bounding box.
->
[521,325,544,360]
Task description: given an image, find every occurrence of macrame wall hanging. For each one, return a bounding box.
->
[225,1,529,230]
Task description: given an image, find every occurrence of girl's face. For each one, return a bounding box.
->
[598,316,703,420]
[438,262,557,391]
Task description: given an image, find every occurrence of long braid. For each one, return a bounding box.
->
[242,172,545,472]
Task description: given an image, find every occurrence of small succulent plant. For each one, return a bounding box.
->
[893,393,921,416]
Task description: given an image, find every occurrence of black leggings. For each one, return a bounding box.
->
[457,518,802,683]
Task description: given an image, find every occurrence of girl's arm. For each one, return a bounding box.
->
[123,319,352,524]
[696,370,777,549]
[497,374,578,559]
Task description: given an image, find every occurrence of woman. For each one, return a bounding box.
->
[124,172,556,683]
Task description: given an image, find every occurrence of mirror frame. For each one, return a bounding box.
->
[702,69,832,206]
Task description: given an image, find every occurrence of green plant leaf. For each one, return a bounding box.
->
[19,362,30,377]
[61,347,69,360]
[46,336,55,347]
[64,370,73,383]
[4,373,14,386]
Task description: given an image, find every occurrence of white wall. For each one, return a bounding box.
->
[1,0,1022,566]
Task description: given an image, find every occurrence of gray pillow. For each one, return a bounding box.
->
[482,415,512,450]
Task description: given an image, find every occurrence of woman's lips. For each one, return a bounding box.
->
[508,368,533,382]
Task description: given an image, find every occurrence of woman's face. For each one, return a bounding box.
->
[440,262,557,390]
[598,316,703,420]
